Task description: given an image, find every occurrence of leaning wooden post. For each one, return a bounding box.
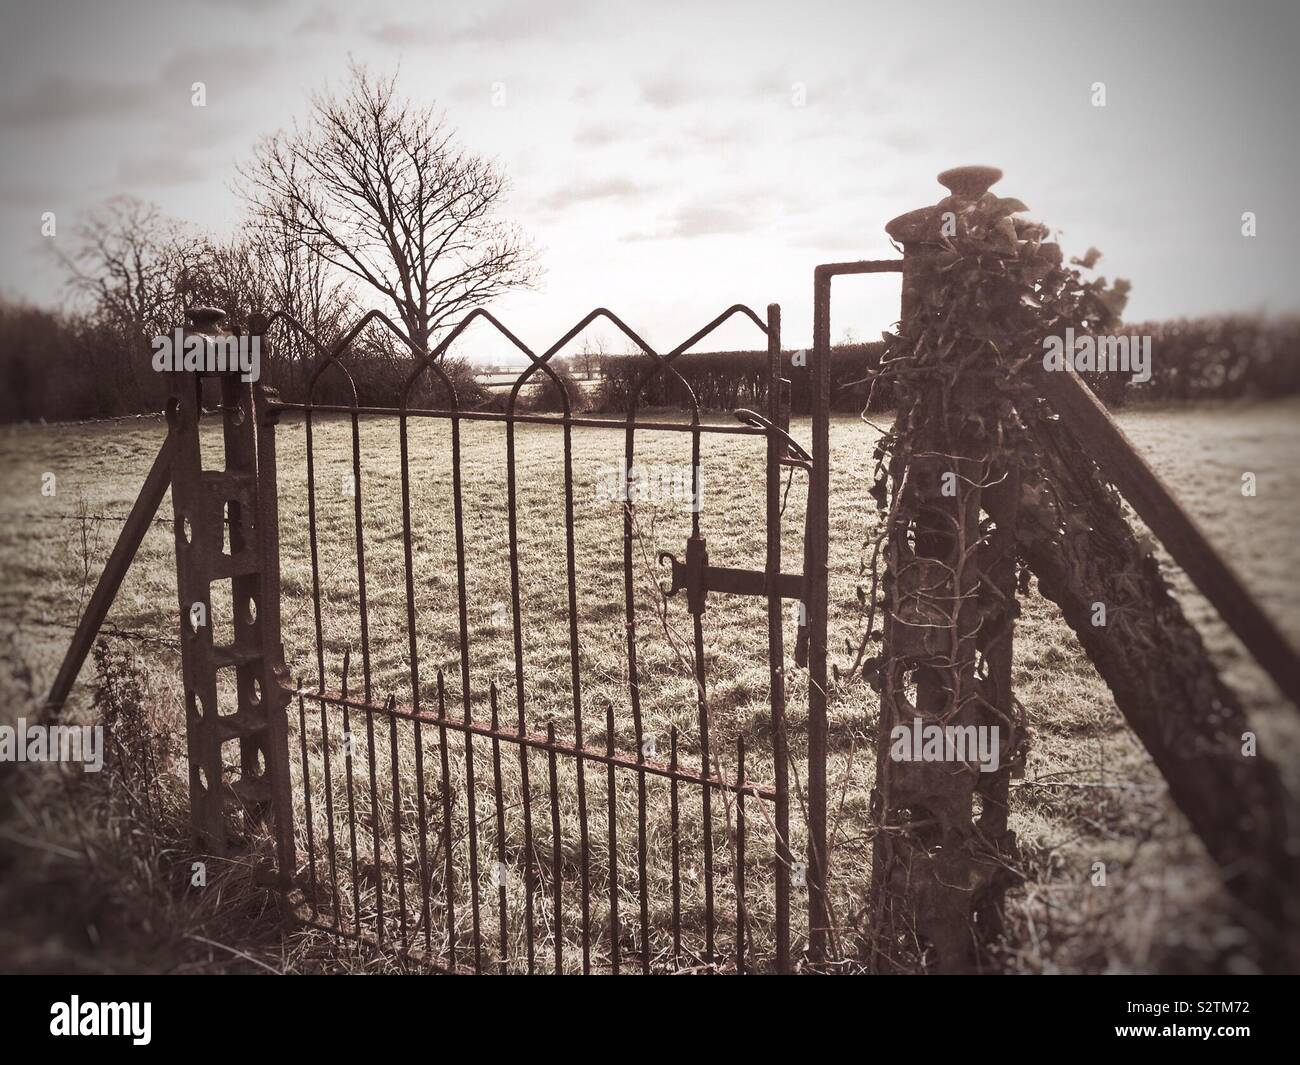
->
[869,167,1024,972]
[1006,370,1300,952]
[168,307,296,882]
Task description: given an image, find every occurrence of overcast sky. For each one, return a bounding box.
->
[1,0,1296,358]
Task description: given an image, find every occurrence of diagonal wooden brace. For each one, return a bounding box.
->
[1036,364,1300,710]
[45,434,175,712]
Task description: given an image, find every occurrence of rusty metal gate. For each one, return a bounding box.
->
[43,166,1300,976]
[227,302,835,973]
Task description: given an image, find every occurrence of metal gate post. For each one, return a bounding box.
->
[764,303,792,973]
[806,272,832,962]
[167,307,296,882]
[808,257,905,964]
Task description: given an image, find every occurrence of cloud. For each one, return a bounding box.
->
[639,76,696,110]
[454,0,587,43]
[0,46,275,129]
[665,204,750,237]
[157,45,276,86]
[876,124,930,154]
[448,80,493,104]
[539,177,653,211]
[0,75,152,127]
[646,121,747,160]
[369,0,587,47]
[295,5,339,34]
[366,20,424,46]
[116,151,208,187]
[573,120,645,147]
[0,178,73,208]
[788,222,874,251]
[742,67,901,119]
[625,202,752,241]
[638,69,887,115]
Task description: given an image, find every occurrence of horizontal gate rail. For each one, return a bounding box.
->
[294,685,779,802]
[266,402,771,436]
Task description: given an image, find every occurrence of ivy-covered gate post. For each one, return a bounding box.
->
[869,167,1026,972]
[868,165,1299,971]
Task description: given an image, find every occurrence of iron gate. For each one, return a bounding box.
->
[44,166,1300,976]
[241,302,832,973]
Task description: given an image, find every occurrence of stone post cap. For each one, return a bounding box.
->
[937,166,1003,199]
[886,166,1014,245]
[185,306,228,333]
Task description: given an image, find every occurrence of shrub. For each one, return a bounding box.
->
[308,351,491,409]
[527,362,585,413]
[1111,315,1300,405]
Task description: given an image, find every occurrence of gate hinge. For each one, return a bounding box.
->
[659,534,802,615]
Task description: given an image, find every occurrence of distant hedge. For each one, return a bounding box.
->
[4,304,1298,422]
[593,316,1300,415]
[1082,316,1300,406]
[595,343,891,415]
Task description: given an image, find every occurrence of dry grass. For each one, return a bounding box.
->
[1,397,1297,973]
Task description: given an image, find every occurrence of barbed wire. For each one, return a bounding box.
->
[1,512,177,527]
[2,612,180,650]
[5,410,169,428]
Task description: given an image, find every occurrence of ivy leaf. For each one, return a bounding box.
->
[989,196,1029,218]
[869,475,889,509]
[989,217,1019,255]
[1070,246,1103,270]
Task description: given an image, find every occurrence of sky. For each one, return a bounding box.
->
[1,0,1297,360]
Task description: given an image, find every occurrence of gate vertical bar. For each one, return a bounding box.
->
[807,274,832,962]
[973,458,1021,936]
[251,318,296,882]
[764,303,791,972]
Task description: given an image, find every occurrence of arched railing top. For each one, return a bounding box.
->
[258,302,774,417]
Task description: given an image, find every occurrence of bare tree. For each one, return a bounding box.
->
[185,234,271,323]
[56,196,201,405]
[58,196,193,341]
[577,335,607,379]
[184,218,356,394]
[248,214,356,391]
[239,64,538,354]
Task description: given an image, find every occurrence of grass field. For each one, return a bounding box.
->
[2,398,1298,973]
